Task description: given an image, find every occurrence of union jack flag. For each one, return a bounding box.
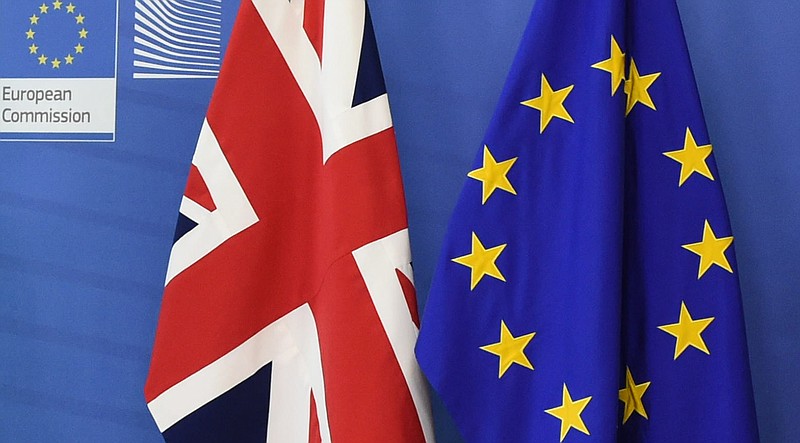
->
[144,1,434,441]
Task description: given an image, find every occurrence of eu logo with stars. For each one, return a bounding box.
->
[1,1,117,78]
[1,1,119,142]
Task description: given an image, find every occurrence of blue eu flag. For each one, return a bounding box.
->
[0,1,117,78]
[415,0,760,441]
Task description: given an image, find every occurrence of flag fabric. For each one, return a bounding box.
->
[415,0,759,442]
[144,1,433,442]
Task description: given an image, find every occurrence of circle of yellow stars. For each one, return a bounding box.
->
[26,2,88,69]
[447,30,738,442]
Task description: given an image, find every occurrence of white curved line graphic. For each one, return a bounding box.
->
[134,48,220,67]
[163,0,222,21]
[134,60,219,74]
[144,0,221,31]
[136,3,220,39]
[134,36,219,60]
[134,24,220,54]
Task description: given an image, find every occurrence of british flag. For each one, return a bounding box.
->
[144,1,434,441]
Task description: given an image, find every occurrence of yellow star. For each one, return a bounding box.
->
[66,3,76,13]
[663,127,715,186]
[29,44,39,54]
[480,320,535,378]
[452,232,507,290]
[545,384,592,442]
[75,13,85,24]
[51,58,61,69]
[624,58,661,115]
[74,43,84,54]
[658,301,715,359]
[65,54,74,64]
[521,74,575,133]
[682,219,734,278]
[591,35,626,96]
[39,3,49,14]
[618,366,650,424]
[79,28,88,39]
[38,54,48,65]
[26,29,36,39]
[30,14,40,25]
[467,146,518,204]
[53,0,63,9]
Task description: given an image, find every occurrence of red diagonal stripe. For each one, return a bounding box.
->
[184,164,216,212]
[396,269,420,328]
[311,255,425,442]
[304,0,325,62]
[308,390,321,443]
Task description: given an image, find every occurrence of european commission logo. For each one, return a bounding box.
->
[133,0,222,79]
[0,1,119,142]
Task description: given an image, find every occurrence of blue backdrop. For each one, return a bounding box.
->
[0,1,797,441]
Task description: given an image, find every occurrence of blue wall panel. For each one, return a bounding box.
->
[0,1,797,441]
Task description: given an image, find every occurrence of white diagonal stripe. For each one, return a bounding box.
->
[147,303,331,443]
[352,230,436,443]
[252,0,393,164]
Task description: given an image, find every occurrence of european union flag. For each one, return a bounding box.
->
[415,1,760,441]
[0,1,117,78]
